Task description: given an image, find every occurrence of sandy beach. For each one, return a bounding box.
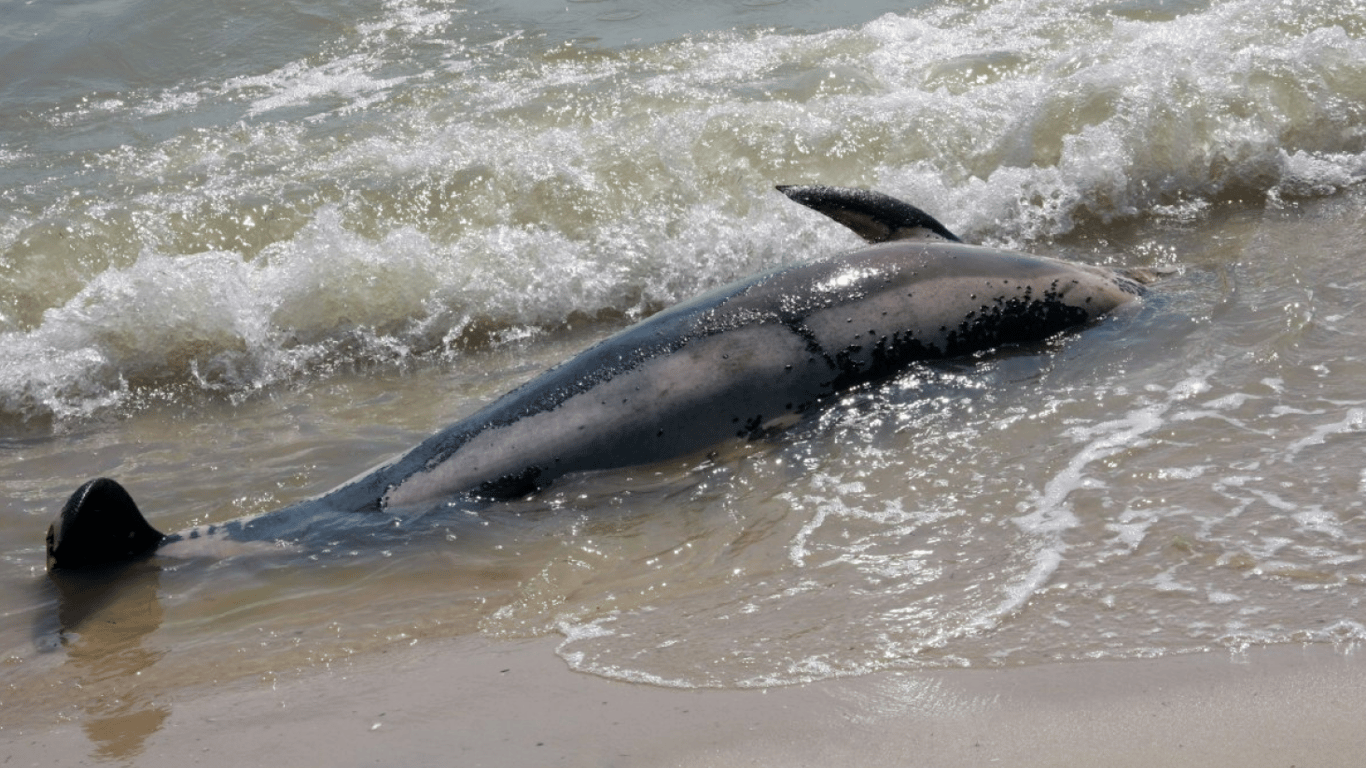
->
[6,637,1362,766]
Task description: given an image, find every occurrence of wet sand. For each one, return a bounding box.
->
[6,637,1362,766]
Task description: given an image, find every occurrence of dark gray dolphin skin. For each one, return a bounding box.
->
[46,185,1153,570]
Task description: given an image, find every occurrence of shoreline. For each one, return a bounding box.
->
[6,636,1363,766]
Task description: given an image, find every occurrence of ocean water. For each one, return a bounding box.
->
[3,0,1366,757]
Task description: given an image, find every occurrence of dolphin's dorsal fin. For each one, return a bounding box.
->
[47,478,164,570]
[777,185,962,244]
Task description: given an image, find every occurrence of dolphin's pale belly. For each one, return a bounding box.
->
[383,323,815,508]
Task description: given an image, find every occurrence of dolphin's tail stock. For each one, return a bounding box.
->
[776,185,963,244]
[46,478,165,570]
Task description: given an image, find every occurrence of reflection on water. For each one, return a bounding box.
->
[48,563,169,761]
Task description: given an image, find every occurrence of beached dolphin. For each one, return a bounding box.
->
[46,185,1155,570]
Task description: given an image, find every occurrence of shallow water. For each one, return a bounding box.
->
[3,0,1366,759]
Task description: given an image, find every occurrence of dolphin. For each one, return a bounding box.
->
[45,185,1154,570]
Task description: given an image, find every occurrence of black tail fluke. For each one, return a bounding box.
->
[46,478,165,570]
[776,185,963,244]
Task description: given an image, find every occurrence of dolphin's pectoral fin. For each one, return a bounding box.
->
[471,465,545,501]
[46,478,165,570]
[776,185,962,244]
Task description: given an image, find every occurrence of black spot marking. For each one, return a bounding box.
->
[942,287,1091,355]
[742,414,765,434]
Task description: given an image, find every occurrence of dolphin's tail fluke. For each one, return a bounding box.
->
[46,478,165,570]
[776,185,963,244]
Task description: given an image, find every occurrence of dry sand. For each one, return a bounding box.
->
[5,636,1363,766]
